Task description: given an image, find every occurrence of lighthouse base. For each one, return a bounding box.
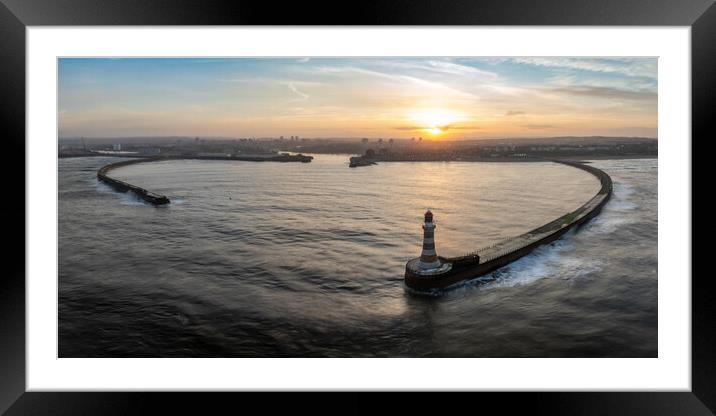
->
[406,257,452,276]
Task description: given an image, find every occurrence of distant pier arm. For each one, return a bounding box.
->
[96,153,313,206]
[97,157,171,205]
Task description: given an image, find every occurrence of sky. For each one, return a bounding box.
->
[58,57,657,140]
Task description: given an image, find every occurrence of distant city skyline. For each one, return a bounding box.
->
[59,57,657,140]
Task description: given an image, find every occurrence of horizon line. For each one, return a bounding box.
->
[58,135,659,141]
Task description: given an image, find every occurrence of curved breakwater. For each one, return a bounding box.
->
[97,156,613,291]
[405,159,613,291]
[97,153,314,206]
[97,158,171,205]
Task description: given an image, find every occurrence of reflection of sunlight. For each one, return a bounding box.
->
[407,164,462,195]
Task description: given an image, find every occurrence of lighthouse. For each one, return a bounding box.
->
[417,210,442,270]
[405,209,453,281]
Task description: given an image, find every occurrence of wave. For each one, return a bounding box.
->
[580,181,639,235]
[92,179,154,207]
[608,182,637,211]
[482,232,602,290]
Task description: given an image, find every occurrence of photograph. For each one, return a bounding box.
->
[57,56,658,358]
[2,0,709,409]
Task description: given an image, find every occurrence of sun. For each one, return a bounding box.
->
[409,109,462,138]
[427,127,444,136]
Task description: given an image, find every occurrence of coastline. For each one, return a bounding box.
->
[345,154,657,166]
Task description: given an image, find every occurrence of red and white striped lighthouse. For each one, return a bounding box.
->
[417,210,442,270]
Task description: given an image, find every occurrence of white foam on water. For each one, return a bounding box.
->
[583,214,631,235]
[581,182,639,235]
[608,182,637,211]
[416,229,603,298]
[118,193,151,206]
[607,200,637,211]
[91,178,113,194]
[92,179,152,207]
[481,234,603,290]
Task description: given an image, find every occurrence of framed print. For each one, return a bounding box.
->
[2,0,713,414]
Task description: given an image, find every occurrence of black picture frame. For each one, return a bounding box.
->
[1,0,712,414]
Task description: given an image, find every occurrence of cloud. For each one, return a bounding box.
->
[364,59,499,79]
[288,83,309,99]
[417,60,499,79]
[511,57,657,79]
[551,86,656,101]
[217,77,324,87]
[546,73,656,93]
[521,124,555,129]
[311,64,484,102]
[505,110,525,116]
